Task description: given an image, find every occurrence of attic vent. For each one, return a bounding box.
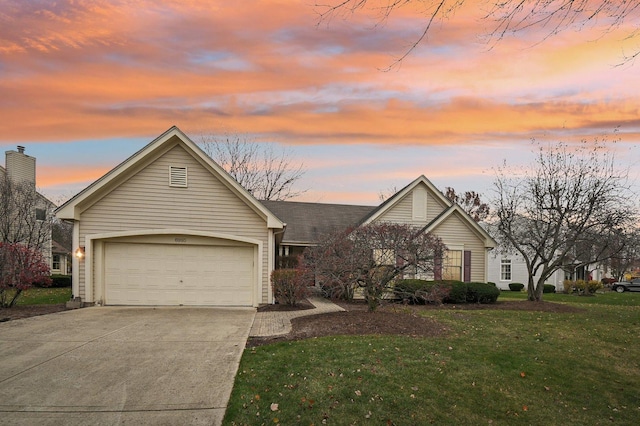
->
[169,166,187,187]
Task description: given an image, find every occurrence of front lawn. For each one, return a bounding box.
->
[15,287,72,306]
[224,294,640,425]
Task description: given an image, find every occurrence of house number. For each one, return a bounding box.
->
[174,238,187,243]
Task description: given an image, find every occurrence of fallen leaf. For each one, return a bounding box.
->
[523,405,528,411]
[355,390,362,396]
[270,403,279,411]
[520,372,526,378]
[255,394,261,400]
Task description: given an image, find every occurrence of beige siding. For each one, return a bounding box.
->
[77,144,271,303]
[378,183,448,226]
[431,211,487,282]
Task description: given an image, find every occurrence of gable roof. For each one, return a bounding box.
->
[359,175,453,225]
[260,200,375,246]
[422,204,496,248]
[55,126,284,229]
[360,175,495,248]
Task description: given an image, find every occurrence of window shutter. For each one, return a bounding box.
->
[464,250,471,282]
[434,255,442,280]
[169,166,187,187]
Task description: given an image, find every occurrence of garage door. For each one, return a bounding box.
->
[104,242,254,306]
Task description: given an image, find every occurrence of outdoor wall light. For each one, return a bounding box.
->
[75,246,85,259]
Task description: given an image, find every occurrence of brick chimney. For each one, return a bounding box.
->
[5,145,36,187]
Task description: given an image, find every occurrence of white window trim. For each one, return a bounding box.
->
[500,258,512,281]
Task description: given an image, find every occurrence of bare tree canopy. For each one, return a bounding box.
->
[197,132,306,201]
[0,175,52,252]
[444,187,490,222]
[303,223,445,311]
[316,0,640,65]
[490,139,638,301]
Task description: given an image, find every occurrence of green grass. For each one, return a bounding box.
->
[224,293,640,425]
[15,286,71,305]
[500,289,640,306]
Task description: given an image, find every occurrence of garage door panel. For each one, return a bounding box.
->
[104,242,254,306]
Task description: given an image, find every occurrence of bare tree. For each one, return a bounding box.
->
[444,187,490,222]
[303,223,446,311]
[490,139,637,301]
[600,226,640,281]
[0,175,52,252]
[316,0,640,66]
[197,132,306,201]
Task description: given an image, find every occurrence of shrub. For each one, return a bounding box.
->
[416,284,451,305]
[443,280,469,304]
[508,283,525,292]
[50,274,71,288]
[543,284,556,294]
[34,274,71,288]
[395,279,499,304]
[394,279,430,303]
[571,279,603,295]
[562,280,575,294]
[271,269,310,306]
[466,282,500,304]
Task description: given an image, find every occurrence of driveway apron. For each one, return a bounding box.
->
[0,307,255,425]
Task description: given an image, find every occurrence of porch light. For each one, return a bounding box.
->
[75,246,85,259]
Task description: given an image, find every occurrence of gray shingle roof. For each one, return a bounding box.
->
[260,200,375,245]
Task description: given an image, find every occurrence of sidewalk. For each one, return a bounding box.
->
[249,296,344,337]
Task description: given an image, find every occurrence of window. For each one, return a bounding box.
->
[442,250,462,280]
[169,166,187,187]
[501,258,512,281]
[35,208,46,221]
[52,254,61,271]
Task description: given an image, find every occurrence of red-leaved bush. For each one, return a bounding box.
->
[0,243,51,307]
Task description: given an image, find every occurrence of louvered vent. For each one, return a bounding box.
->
[169,166,187,187]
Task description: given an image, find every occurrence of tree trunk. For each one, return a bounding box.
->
[527,275,544,302]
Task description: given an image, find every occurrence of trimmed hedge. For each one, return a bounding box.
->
[34,274,71,288]
[508,282,525,292]
[543,284,556,293]
[395,279,500,304]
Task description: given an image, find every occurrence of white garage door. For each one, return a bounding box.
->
[104,242,254,306]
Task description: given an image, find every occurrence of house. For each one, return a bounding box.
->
[56,126,496,307]
[265,176,496,283]
[56,127,284,307]
[487,250,606,291]
[51,239,72,275]
[1,146,56,269]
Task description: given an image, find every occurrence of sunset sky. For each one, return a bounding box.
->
[1,0,639,206]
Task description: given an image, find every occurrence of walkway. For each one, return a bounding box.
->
[250,296,344,337]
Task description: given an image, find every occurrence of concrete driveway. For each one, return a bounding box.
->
[0,306,255,425]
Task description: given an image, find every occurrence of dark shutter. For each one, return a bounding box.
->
[464,250,471,282]
[434,255,442,280]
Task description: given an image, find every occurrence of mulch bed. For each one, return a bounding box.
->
[0,304,69,322]
[247,298,583,347]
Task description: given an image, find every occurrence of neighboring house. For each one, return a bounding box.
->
[487,250,605,291]
[1,146,55,269]
[265,176,497,283]
[55,127,496,307]
[51,239,72,275]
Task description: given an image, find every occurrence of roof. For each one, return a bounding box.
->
[260,200,375,245]
[51,239,70,255]
[359,175,453,225]
[55,126,284,229]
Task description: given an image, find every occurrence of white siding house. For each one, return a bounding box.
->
[56,127,283,307]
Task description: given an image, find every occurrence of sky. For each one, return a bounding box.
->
[1,0,639,206]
